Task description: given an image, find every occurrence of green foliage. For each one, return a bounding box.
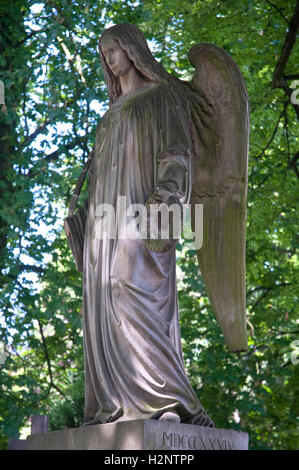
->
[48,371,85,431]
[0,0,298,450]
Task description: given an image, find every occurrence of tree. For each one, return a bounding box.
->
[0,0,298,450]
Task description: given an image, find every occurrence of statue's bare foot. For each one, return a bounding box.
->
[158,411,181,423]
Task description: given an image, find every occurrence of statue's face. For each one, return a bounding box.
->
[101,36,133,77]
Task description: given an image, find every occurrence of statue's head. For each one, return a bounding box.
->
[100,36,134,79]
[98,23,171,103]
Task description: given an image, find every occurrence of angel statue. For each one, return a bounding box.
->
[64,23,249,428]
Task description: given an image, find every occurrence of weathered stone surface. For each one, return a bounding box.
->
[64,23,249,429]
[26,420,248,450]
[8,438,27,450]
[8,414,49,450]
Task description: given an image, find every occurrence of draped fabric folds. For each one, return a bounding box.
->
[83,82,206,424]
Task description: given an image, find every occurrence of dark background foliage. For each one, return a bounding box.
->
[0,0,298,450]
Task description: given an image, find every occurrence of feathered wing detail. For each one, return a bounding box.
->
[188,44,249,352]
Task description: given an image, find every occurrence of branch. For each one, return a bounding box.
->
[27,136,86,178]
[37,319,65,397]
[265,0,290,25]
[250,86,273,113]
[19,263,45,274]
[288,151,299,177]
[57,36,86,84]
[22,119,51,149]
[282,101,299,179]
[254,101,288,160]
[1,263,45,283]
[275,329,299,337]
[275,79,299,121]
[247,285,269,297]
[249,282,292,311]
[250,287,272,311]
[43,136,86,163]
[242,344,268,357]
[272,2,299,121]
[18,28,49,45]
[283,106,291,171]
[272,2,299,85]
[284,74,299,80]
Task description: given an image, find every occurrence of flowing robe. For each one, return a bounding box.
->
[83,82,204,424]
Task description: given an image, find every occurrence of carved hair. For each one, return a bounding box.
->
[98,23,182,104]
[98,23,215,181]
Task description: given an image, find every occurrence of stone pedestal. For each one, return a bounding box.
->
[26,419,248,450]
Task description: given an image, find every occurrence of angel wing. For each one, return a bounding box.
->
[188,43,249,352]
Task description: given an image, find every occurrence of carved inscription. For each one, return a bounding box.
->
[162,432,234,450]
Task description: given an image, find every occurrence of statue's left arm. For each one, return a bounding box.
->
[145,85,192,252]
